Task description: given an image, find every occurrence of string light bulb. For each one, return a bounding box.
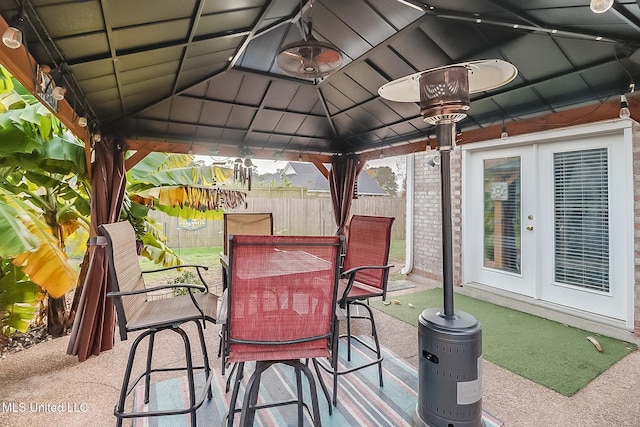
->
[619,94,631,119]
[501,126,508,141]
[2,1,26,49]
[590,0,614,13]
[52,86,66,100]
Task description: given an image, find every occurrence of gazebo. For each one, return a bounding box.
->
[1,0,638,360]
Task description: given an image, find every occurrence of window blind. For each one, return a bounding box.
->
[554,148,609,292]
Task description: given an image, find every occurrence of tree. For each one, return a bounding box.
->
[366,166,398,196]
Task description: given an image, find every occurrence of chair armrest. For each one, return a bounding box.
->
[341,264,393,277]
[141,264,211,292]
[142,264,209,274]
[106,283,206,298]
[339,264,394,309]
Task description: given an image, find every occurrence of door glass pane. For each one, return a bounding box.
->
[553,148,609,292]
[483,157,521,273]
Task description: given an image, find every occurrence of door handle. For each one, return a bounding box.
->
[526,226,533,231]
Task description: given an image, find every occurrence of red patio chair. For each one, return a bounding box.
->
[319,215,395,405]
[99,221,219,427]
[222,234,342,427]
[218,212,274,361]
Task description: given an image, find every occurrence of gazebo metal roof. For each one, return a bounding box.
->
[1,0,639,162]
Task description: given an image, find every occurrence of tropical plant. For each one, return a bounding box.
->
[0,68,87,336]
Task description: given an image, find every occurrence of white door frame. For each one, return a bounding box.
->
[461,119,634,329]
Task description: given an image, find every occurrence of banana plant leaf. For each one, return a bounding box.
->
[140,232,182,267]
[0,190,40,258]
[2,190,76,298]
[0,260,39,334]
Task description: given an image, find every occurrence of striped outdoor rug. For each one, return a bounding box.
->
[133,338,503,426]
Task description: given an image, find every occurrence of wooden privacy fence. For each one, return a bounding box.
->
[151,197,406,249]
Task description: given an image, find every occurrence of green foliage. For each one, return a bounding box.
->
[169,270,203,297]
[0,259,39,335]
[0,189,41,258]
[256,174,293,188]
[0,66,88,336]
[366,166,397,196]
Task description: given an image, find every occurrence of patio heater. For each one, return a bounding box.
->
[379,60,517,427]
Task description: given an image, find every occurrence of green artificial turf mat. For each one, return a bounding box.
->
[371,288,636,396]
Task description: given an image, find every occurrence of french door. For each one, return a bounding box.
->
[463,125,633,324]
[465,146,536,297]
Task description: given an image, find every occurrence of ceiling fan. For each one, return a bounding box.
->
[276,1,342,79]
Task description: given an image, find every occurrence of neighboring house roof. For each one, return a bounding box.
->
[257,162,388,196]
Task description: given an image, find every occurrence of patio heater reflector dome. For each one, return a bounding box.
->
[276,36,342,79]
[419,66,470,125]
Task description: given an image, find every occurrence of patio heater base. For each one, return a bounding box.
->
[412,308,483,427]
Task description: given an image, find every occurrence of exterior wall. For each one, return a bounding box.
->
[411,123,640,337]
[411,149,462,286]
[634,123,640,337]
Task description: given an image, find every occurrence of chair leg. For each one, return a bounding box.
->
[346,303,352,361]
[173,327,197,426]
[311,359,332,415]
[144,332,156,404]
[226,362,245,427]
[194,320,213,400]
[293,360,322,427]
[225,362,238,392]
[239,362,270,427]
[331,323,340,406]
[115,329,154,427]
[296,367,304,425]
[356,302,384,387]
[321,301,385,409]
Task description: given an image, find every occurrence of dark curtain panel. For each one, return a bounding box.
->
[67,136,126,361]
[329,154,363,236]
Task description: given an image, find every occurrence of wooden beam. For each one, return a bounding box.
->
[458,96,639,146]
[309,155,330,179]
[124,138,333,166]
[124,147,152,171]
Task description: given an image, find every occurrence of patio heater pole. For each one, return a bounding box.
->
[436,122,455,318]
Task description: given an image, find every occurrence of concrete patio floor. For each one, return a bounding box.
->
[1,279,639,427]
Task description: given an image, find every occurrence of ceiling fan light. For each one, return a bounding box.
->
[2,26,22,49]
[590,0,614,13]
